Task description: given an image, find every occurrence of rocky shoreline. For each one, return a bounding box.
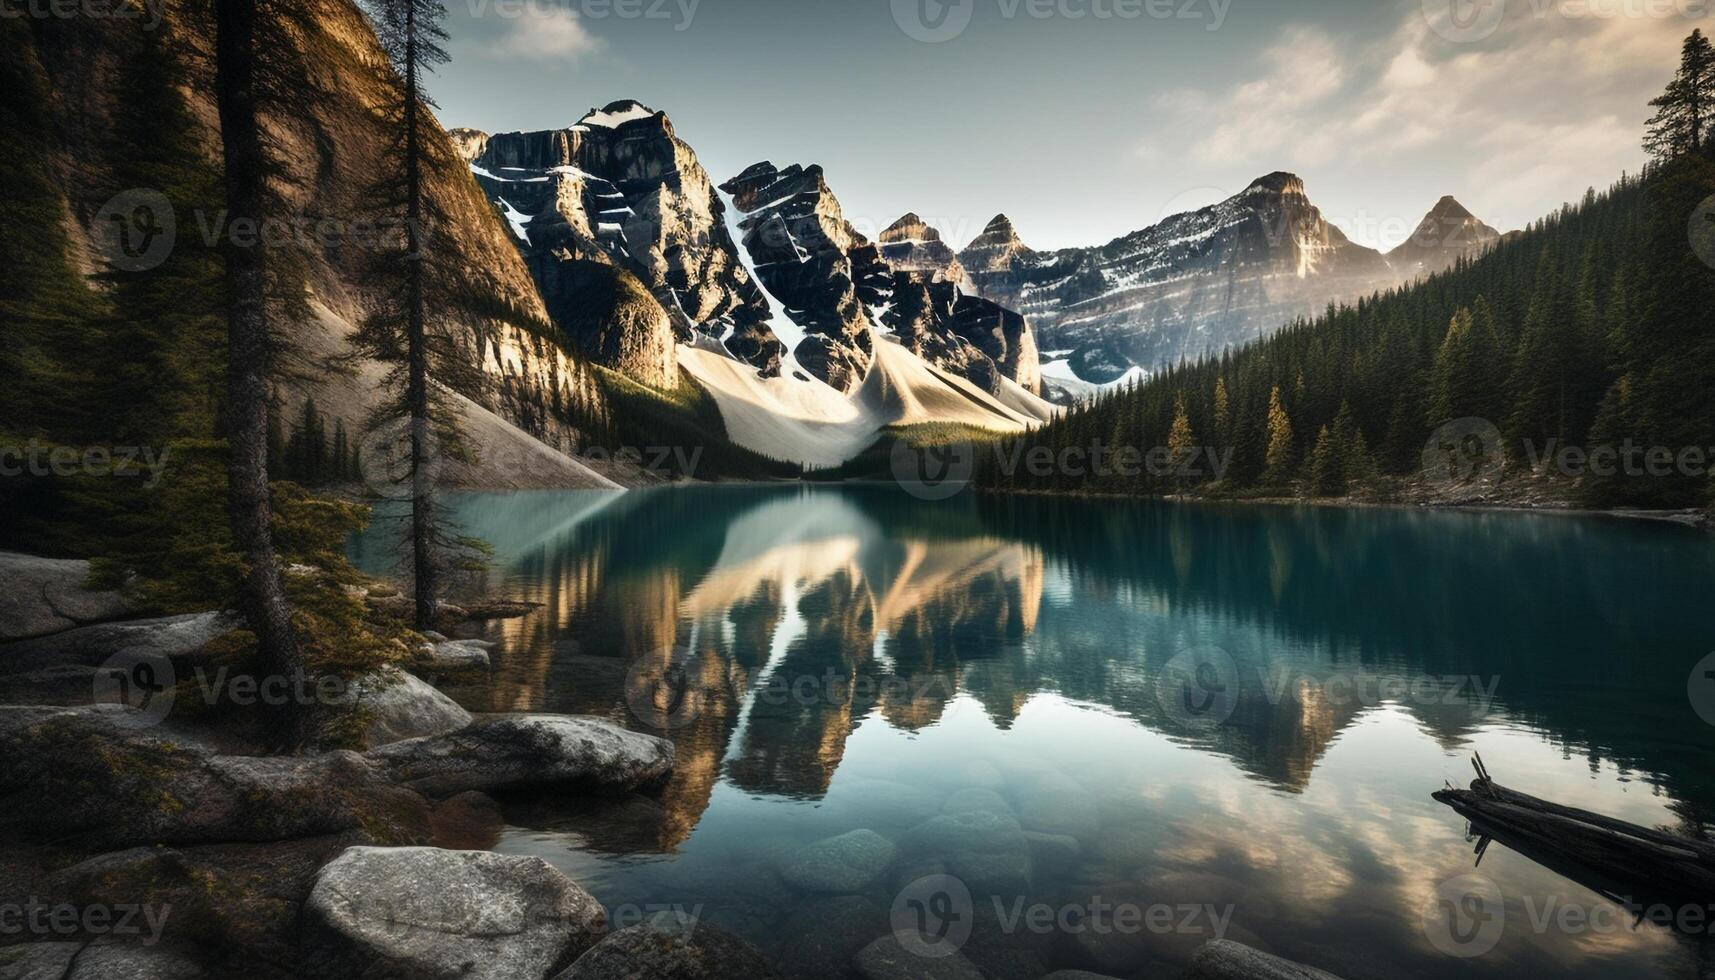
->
[0,552,1342,980]
[0,552,710,979]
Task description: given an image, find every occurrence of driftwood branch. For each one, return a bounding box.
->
[1433,759,1715,902]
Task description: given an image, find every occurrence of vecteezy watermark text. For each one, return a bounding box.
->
[464,0,700,30]
[891,0,1230,43]
[0,440,171,488]
[0,0,164,30]
[0,898,171,946]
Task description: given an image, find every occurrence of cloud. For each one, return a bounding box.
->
[1134,5,1695,244]
[484,7,603,61]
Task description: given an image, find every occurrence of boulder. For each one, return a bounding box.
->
[898,809,1032,895]
[0,706,429,848]
[417,638,493,673]
[340,670,473,747]
[303,846,605,980]
[0,552,135,641]
[0,942,84,979]
[552,910,780,980]
[939,788,1013,818]
[364,714,675,797]
[40,834,368,969]
[777,896,887,978]
[852,934,984,980]
[776,829,897,894]
[0,611,238,676]
[62,941,206,979]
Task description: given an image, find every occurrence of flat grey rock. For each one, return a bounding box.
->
[418,639,492,672]
[777,829,897,894]
[365,713,674,796]
[303,846,604,980]
[0,552,135,641]
[1,611,238,676]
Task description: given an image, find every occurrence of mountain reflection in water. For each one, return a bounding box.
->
[348,486,1715,979]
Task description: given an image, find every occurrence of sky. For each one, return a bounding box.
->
[431,0,1709,252]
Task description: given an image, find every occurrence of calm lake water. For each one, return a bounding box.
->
[349,486,1715,979]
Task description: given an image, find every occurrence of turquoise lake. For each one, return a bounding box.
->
[349,486,1715,979]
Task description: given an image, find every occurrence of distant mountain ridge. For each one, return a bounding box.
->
[956,176,1501,381]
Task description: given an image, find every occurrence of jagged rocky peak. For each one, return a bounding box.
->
[1387,195,1502,279]
[470,101,783,381]
[878,213,968,286]
[959,173,1396,383]
[1243,171,1309,198]
[447,127,489,164]
[879,213,939,243]
[884,272,1042,396]
[720,161,883,392]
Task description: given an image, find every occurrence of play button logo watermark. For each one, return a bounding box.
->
[1423,873,1505,957]
[94,651,177,728]
[1422,0,1507,42]
[1154,646,1239,730]
[892,0,975,41]
[891,440,975,500]
[1689,652,1715,726]
[891,874,974,958]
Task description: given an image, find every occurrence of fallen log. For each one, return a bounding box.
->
[1185,940,1347,980]
[1433,755,1715,902]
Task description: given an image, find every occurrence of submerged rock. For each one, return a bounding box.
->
[303,846,605,980]
[364,714,675,797]
[777,829,897,894]
[553,910,779,980]
[853,934,985,980]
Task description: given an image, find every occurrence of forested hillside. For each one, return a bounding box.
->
[979,45,1715,510]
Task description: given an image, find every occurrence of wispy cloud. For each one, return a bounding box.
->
[1136,6,1693,244]
[484,7,603,62]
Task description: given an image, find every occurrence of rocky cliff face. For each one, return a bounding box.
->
[958,179,1504,385]
[958,173,1400,381]
[720,162,886,392]
[1386,195,1501,280]
[18,0,616,470]
[467,102,783,382]
[877,213,968,286]
[724,163,1041,397]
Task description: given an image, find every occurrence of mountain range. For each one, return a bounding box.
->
[11,0,1507,486]
[954,174,1502,382]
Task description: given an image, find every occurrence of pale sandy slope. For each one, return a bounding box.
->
[679,336,1059,468]
[300,301,624,491]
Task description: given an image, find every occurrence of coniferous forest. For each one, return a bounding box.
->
[979,31,1715,510]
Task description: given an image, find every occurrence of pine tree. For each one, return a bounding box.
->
[215,0,329,748]
[353,0,484,630]
[1645,29,1715,159]
[1167,394,1197,488]
[1263,386,1296,486]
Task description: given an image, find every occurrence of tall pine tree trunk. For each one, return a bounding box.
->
[404,9,437,631]
[215,0,309,748]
